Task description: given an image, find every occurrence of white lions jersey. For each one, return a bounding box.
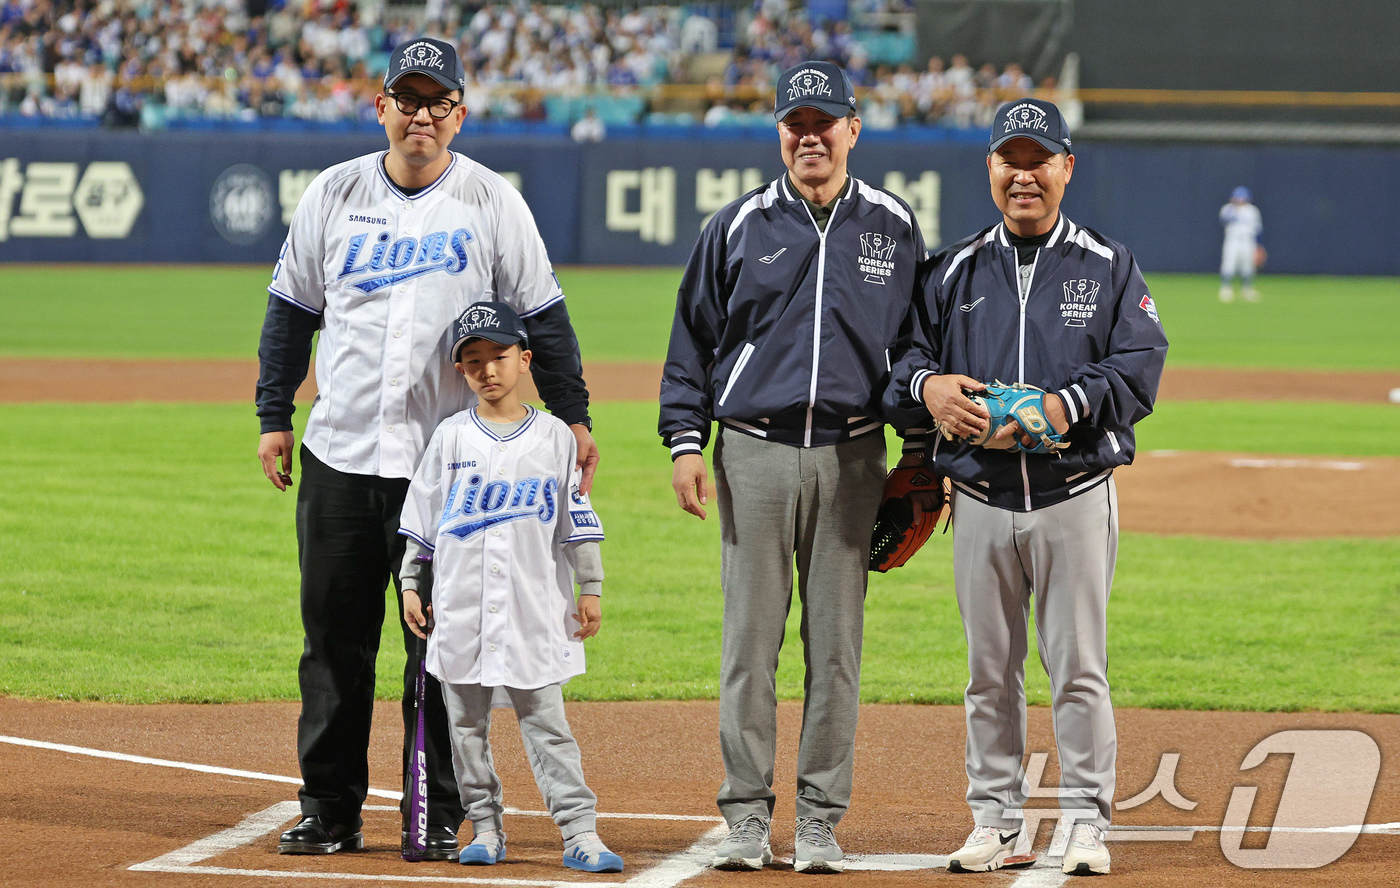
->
[1220,201,1262,246]
[268,151,564,479]
[398,407,604,689]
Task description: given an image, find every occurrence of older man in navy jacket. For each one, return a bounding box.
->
[660,61,927,874]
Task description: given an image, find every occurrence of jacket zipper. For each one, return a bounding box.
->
[1015,235,1038,511]
[802,190,843,447]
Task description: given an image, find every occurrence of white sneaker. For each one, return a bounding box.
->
[947,825,1020,873]
[1219,285,1235,302]
[1062,823,1110,875]
[712,815,772,870]
[1243,286,1260,302]
[793,817,843,873]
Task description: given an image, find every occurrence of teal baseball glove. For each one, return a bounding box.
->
[947,381,1069,456]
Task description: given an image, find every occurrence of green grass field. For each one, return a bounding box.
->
[2,266,1398,369]
[0,267,1396,711]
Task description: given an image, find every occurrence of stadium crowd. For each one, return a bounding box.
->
[0,0,1055,130]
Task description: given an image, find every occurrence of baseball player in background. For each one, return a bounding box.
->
[886,98,1167,876]
[660,61,926,874]
[255,37,598,859]
[398,302,622,873]
[1219,185,1264,302]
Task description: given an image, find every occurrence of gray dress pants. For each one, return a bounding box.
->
[441,681,598,841]
[712,428,886,826]
[952,478,1118,830]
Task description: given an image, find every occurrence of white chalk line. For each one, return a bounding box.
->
[1230,457,1366,471]
[1145,451,1371,472]
[130,798,724,887]
[0,734,722,821]
[0,733,726,886]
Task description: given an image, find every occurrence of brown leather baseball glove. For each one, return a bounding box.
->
[869,464,946,572]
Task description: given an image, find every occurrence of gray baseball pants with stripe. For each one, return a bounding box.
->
[712,427,886,826]
[952,478,1118,830]
[441,682,598,841]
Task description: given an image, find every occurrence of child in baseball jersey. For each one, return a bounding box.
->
[398,302,622,873]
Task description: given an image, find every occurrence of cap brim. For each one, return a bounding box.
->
[989,133,1067,155]
[385,69,461,93]
[776,98,853,121]
[451,331,526,361]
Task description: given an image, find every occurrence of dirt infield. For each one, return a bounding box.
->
[4,358,1397,539]
[1,698,1396,888]
[2,358,1399,406]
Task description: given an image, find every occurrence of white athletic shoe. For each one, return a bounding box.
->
[1219,285,1235,302]
[1062,823,1111,875]
[947,825,1020,873]
[793,817,844,874]
[1243,286,1260,302]
[712,814,772,870]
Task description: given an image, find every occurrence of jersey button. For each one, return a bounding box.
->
[489,605,498,613]
[490,565,500,574]
[488,644,497,652]
[386,425,395,432]
[394,330,403,338]
[492,529,501,537]
[497,443,508,452]
[396,284,406,293]
[390,378,398,386]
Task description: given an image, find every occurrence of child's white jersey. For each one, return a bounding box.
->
[399,407,603,689]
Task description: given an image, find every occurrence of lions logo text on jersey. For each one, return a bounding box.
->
[338,228,474,294]
[440,473,558,540]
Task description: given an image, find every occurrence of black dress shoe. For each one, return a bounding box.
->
[278,815,364,854]
[401,823,459,861]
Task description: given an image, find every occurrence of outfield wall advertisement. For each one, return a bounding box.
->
[1,130,1396,275]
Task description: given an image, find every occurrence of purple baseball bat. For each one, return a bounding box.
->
[402,554,433,861]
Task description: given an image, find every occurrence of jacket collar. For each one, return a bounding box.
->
[777,173,854,206]
[993,213,1073,249]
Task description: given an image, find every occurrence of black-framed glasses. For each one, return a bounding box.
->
[386,90,460,119]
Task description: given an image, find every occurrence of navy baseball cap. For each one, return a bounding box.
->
[1232,186,1251,201]
[989,98,1072,155]
[385,38,466,93]
[774,61,857,121]
[450,302,528,362]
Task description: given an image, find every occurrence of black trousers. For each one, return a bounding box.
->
[294,446,464,830]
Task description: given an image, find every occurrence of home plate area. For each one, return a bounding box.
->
[3,699,1398,888]
[132,801,1087,886]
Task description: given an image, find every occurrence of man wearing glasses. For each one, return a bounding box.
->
[256,37,597,859]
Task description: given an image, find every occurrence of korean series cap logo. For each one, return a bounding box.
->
[401,41,444,72]
[460,303,500,330]
[789,69,833,99]
[1004,102,1049,134]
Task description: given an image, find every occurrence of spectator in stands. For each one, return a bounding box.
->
[996,62,1033,100]
[571,104,605,142]
[916,55,950,122]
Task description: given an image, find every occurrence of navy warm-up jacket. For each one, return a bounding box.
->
[660,174,926,456]
[885,215,1169,511]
